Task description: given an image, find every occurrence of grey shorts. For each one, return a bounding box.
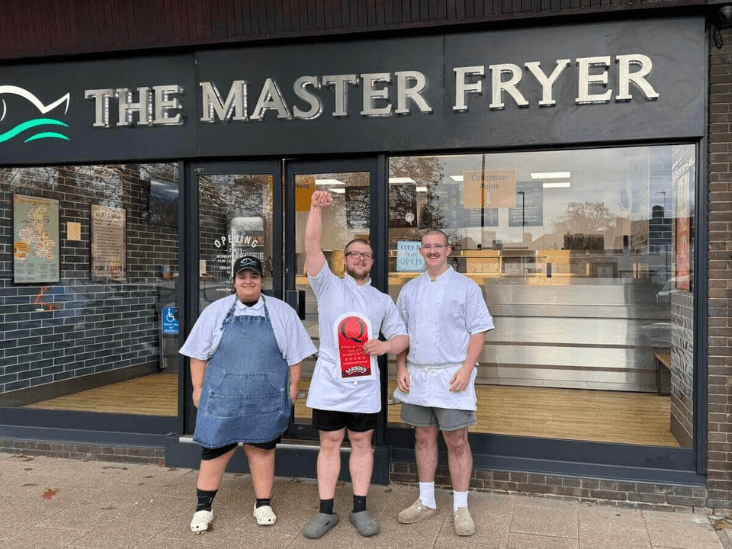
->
[400,403,476,431]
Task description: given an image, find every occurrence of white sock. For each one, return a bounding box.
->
[453,490,468,511]
[419,481,436,509]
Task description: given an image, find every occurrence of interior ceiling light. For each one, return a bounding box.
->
[542,182,571,188]
[416,186,428,192]
[314,179,346,186]
[531,172,571,179]
[450,175,464,181]
[330,188,346,194]
[389,177,416,183]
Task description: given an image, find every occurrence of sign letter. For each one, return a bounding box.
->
[489,64,528,109]
[395,71,432,114]
[200,81,248,122]
[453,66,485,112]
[576,57,612,104]
[616,54,659,101]
[525,60,570,107]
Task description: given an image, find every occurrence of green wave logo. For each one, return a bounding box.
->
[0,118,69,143]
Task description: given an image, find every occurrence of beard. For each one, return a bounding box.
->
[346,264,370,281]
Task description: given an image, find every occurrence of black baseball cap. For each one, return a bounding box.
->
[233,256,263,276]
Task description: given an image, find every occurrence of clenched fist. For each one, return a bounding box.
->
[311,190,333,209]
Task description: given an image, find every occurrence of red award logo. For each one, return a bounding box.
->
[335,313,375,381]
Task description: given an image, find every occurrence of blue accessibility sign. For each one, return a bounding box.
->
[162,306,179,335]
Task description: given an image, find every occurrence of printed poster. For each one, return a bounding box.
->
[675,170,691,291]
[333,312,376,382]
[13,194,60,283]
[91,204,127,280]
[396,241,425,272]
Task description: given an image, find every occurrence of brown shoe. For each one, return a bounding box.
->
[397,499,438,524]
[453,507,475,536]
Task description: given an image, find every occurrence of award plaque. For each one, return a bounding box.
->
[333,312,377,382]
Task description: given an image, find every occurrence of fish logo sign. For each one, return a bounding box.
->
[0,86,70,144]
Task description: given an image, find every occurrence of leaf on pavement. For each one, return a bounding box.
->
[42,488,59,500]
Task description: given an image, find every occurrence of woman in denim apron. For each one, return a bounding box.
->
[182,256,315,534]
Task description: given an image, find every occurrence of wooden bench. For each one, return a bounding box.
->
[654,351,672,395]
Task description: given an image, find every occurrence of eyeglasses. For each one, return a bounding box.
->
[421,244,446,250]
[345,251,373,260]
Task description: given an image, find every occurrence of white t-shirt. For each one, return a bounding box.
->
[179,294,317,367]
[306,262,407,413]
[393,267,494,410]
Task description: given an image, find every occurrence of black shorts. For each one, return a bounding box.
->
[311,408,378,433]
[200,437,281,460]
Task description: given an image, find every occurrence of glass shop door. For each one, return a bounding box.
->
[283,158,380,440]
[185,161,283,433]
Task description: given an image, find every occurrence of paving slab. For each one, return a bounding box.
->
[0,453,727,549]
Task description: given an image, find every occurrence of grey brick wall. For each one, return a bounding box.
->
[708,25,732,512]
[0,165,178,396]
[0,437,165,465]
[390,461,718,513]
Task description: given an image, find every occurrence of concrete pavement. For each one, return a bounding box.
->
[0,452,728,548]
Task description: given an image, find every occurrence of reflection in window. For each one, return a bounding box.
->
[197,174,274,309]
[388,146,695,448]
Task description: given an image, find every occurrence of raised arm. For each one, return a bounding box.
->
[304,190,333,277]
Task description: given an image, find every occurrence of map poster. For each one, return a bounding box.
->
[13,194,60,284]
[91,204,127,280]
[333,312,377,382]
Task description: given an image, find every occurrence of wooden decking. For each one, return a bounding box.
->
[24,373,679,447]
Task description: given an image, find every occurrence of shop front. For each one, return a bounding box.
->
[0,14,713,505]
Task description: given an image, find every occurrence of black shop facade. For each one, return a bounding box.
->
[0,15,713,507]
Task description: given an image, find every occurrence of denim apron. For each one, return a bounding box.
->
[193,297,291,448]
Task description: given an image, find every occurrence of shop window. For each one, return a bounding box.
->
[388,145,695,448]
[0,164,179,417]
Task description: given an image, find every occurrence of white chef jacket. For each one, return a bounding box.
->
[393,267,494,411]
[179,294,317,367]
[306,262,407,414]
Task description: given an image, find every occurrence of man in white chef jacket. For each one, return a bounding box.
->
[393,229,494,537]
[302,190,408,539]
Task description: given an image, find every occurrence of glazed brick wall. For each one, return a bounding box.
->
[708,25,732,511]
[0,165,178,395]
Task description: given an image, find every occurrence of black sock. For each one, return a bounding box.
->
[196,489,217,512]
[319,498,335,515]
[353,495,367,513]
[255,498,271,509]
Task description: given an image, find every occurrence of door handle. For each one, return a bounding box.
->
[286,290,306,320]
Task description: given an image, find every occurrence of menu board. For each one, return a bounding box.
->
[91,204,127,280]
[13,194,60,283]
[345,186,370,230]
